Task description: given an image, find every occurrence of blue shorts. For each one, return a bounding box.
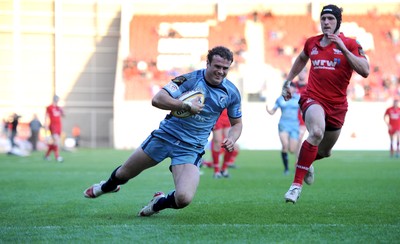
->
[278,123,299,140]
[141,130,204,167]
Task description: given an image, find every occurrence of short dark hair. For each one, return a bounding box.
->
[207,46,234,64]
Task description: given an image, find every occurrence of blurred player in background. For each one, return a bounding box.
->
[281,4,369,203]
[83,46,243,217]
[384,98,400,157]
[204,109,240,179]
[44,95,64,162]
[29,114,42,151]
[72,124,81,148]
[8,113,20,148]
[293,67,308,153]
[266,83,300,175]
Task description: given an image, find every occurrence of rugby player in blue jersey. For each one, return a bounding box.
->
[266,83,301,175]
[83,46,243,217]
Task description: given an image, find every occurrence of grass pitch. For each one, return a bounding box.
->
[0,149,399,243]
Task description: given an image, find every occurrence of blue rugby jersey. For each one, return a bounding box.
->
[156,69,242,152]
[273,93,300,127]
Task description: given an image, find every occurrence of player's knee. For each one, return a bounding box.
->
[309,128,324,142]
[174,191,194,208]
[288,146,297,154]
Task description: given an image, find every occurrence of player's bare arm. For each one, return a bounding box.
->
[152,89,204,114]
[384,114,390,128]
[44,113,50,133]
[328,34,370,78]
[282,51,309,101]
[345,52,369,78]
[222,117,242,152]
[286,51,309,82]
[266,105,277,115]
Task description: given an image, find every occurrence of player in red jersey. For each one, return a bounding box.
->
[205,109,239,178]
[384,99,400,157]
[281,4,370,203]
[44,95,64,162]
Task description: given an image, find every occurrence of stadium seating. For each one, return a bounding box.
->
[126,13,400,101]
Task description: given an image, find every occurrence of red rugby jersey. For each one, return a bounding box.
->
[385,106,400,130]
[46,104,63,126]
[303,33,367,104]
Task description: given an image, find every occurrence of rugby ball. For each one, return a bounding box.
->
[172,90,205,118]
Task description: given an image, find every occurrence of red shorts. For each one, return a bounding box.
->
[389,127,400,135]
[299,95,348,129]
[50,124,62,135]
[213,110,230,130]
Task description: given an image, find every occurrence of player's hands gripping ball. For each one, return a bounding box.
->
[172,91,205,118]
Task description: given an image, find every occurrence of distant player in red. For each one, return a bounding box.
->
[205,109,239,178]
[384,99,400,157]
[281,4,370,203]
[44,95,64,162]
